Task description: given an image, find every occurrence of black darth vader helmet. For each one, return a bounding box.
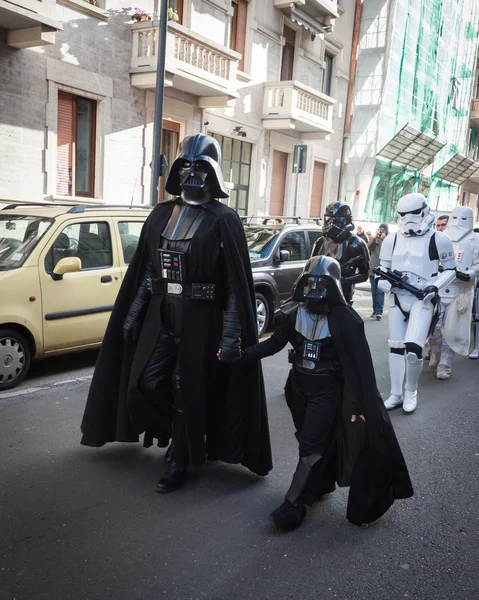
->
[323,201,354,242]
[165,134,229,203]
[292,255,347,311]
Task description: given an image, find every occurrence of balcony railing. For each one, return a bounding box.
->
[262,81,335,134]
[0,0,62,47]
[131,21,239,106]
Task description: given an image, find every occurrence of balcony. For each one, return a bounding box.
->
[0,0,62,48]
[130,21,240,108]
[274,0,338,20]
[470,99,479,128]
[262,81,335,134]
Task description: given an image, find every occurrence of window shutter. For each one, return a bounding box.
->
[57,92,75,196]
[232,0,248,72]
[310,161,326,218]
[270,150,288,216]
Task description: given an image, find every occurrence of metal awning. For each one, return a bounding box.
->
[377,124,445,171]
[290,5,330,38]
[434,153,479,185]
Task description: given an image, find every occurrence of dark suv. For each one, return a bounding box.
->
[244,219,323,336]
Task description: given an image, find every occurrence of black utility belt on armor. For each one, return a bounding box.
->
[288,346,341,374]
[148,277,215,301]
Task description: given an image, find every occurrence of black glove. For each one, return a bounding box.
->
[219,311,242,363]
[123,296,147,343]
[421,285,439,302]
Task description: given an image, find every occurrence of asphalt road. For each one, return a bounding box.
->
[1,290,478,600]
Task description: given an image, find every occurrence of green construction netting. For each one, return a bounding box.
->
[364,0,479,221]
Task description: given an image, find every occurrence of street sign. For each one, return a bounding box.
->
[293,144,308,173]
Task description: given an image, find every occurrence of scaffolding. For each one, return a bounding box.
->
[362,0,479,222]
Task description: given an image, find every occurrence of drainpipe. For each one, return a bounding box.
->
[337,0,363,209]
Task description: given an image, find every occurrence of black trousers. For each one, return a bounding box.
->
[138,330,190,466]
[286,369,344,457]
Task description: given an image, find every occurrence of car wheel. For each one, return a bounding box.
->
[255,293,270,338]
[0,329,32,391]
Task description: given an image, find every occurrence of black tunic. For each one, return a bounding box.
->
[246,301,413,525]
[80,199,272,477]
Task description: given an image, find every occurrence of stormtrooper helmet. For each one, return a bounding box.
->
[396,193,435,236]
[446,206,474,242]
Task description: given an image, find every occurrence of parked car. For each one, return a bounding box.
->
[0,203,150,390]
[244,218,323,337]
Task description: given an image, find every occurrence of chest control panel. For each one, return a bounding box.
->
[303,341,320,360]
[159,249,185,282]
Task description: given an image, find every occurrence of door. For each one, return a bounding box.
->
[275,230,308,302]
[159,120,181,203]
[281,26,296,81]
[40,218,122,352]
[310,161,326,218]
[270,150,288,216]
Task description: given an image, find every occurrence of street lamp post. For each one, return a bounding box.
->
[150,0,169,206]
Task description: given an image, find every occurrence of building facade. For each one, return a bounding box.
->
[343,0,479,224]
[0,0,356,218]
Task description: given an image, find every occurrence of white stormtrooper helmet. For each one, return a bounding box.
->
[446,205,474,242]
[396,193,435,236]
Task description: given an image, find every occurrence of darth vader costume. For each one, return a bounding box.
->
[81,134,272,490]
[311,202,369,304]
[241,256,413,531]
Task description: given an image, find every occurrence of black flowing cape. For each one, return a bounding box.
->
[80,199,272,477]
[283,302,413,525]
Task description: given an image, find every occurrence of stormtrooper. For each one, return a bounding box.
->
[311,202,369,304]
[81,134,272,491]
[429,206,479,375]
[376,193,456,413]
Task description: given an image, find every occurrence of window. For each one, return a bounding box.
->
[169,0,183,25]
[160,120,181,202]
[45,221,112,273]
[0,216,52,271]
[307,230,322,251]
[231,0,248,72]
[281,26,296,81]
[57,91,97,197]
[210,133,252,215]
[322,53,334,96]
[119,221,144,264]
[280,232,307,261]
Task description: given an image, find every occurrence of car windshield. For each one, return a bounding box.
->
[0,215,53,270]
[245,227,280,259]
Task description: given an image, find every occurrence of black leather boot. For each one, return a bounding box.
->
[156,462,187,493]
[269,500,307,531]
[164,442,173,464]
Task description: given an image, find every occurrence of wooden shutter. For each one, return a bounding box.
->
[231,0,248,72]
[159,120,181,203]
[310,161,326,218]
[270,150,288,216]
[57,92,75,196]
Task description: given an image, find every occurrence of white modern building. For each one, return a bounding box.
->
[0,0,356,217]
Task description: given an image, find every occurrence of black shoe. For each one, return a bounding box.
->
[164,442,173,464]
[156,462,187,494]
[269,500,307,532]
[376,314,382,321]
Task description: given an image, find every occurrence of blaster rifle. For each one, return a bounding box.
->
[373,266,424,300]
[341,254,363,277]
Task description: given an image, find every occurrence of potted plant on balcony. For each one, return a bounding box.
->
[132,8,152,22]
[168,7,179,22]
[82,0,97,5]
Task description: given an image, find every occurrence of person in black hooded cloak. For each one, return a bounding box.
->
[80,134,272,491]
[239,256,413,531]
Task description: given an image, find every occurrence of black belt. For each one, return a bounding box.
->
[148,277,215,300]
[288,349,341,371]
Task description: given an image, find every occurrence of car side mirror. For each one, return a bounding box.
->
[52,257,82,280]
[279,250,290,262]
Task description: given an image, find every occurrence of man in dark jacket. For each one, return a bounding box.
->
[240,256,413,531]
[81,134,272,491]
[368,223,389,320]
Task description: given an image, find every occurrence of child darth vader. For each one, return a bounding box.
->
[239,256,413,531]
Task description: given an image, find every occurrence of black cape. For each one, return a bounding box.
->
[80,199,272,477]
[280,301,413,525]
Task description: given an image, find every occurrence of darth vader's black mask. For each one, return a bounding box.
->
[293,256,346,312]
[165,134,229,204]
[323,201,354,243]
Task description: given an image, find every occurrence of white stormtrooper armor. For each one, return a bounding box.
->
[434,206,479,364]
[376,194,456,413]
